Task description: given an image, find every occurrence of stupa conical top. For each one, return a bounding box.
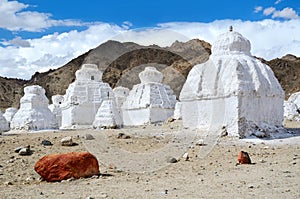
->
[212,26,251,56]
[75,64,103,81]
[139,66,163,84]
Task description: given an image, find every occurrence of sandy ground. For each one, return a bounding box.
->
[0,120,299,199]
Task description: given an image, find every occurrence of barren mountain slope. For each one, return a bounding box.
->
[0,40,299,111]
[263,54,300,98]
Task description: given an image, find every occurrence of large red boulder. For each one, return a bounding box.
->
[34,152,100,182]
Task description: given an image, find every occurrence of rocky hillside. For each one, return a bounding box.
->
[261,54,300,96]
[0,39,299,111]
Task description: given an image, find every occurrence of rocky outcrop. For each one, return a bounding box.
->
[261,54,300,98]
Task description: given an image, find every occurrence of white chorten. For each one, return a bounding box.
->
[48,95,64,128]
[3,107,18,123]
[288,91,300,108]
[113,86,130,120]
[60,64,114,129]
[284,101,300,121]
[180,28,284,137]
[284,91,300,121]
[93,99,122,129]
[122,67,177,125]
[0,111,9,132]
[10,85,57,130]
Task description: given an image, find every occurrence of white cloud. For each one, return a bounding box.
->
[0,0,84,31]
[2,36,31,47]
[0,19,300,80]
[0,23,125,79]
[272,7,299,19]
[263,7,276,16]
[121,21,133,29]
[263,6,299,20]
[112,28,190,46]
[275,0,283,5]
[254,6,263,13]
[158,19,300,59]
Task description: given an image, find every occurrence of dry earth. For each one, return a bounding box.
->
[0,121,299,199]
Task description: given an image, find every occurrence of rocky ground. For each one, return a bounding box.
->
[0,121,299,198]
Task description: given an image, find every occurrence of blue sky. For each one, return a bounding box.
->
[0,0,299,79]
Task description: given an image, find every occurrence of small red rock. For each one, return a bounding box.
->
[238,151,251,164]
[34,152,99,182]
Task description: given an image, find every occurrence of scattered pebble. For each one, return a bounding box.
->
[41,140,52,146]
[166,156,178,163]
[14,147,23,153]
[195,139,205,146]
[61,136,73,146]
[25,176,35,182]
[99,193,108,198]
[167,117,175,123]
[19,146,31,156]
[117,133,131,139]
[182,152,189,161]
[6,159,14,164]
[108,163,117,170]
[4,181,13,185]
[84,134,95,140]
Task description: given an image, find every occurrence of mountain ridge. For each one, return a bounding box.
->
[0,39,299,111]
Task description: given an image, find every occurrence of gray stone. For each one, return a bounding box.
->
[19,148,30,156]
[84,134,95,140]
[19,146,31,156]
[195,139,205,146]
[117,133,131,139]
[166,156,178,163]
[42,140,52,146]
[182,152,189,161]
[61,136,73,146]
[14,147,23,153]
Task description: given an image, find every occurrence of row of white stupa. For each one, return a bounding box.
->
[1,29,298,137]
[0,65,177,131]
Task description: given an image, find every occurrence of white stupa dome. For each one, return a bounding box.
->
[75,64,103,81]
[139,67,163,84]
[212,28,251,56]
